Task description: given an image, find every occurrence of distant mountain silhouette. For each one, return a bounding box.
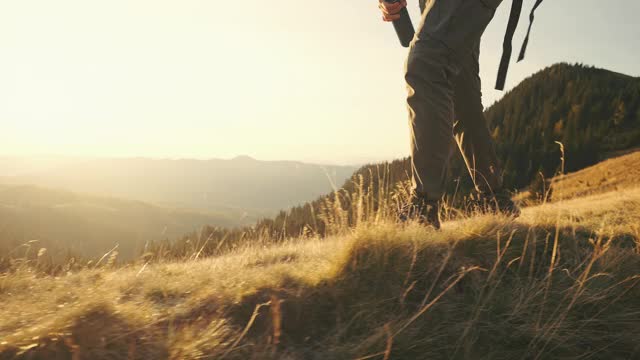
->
[0,156,357,216]
[231,155,257,161]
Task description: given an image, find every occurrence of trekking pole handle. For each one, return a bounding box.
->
[387,0,415,47]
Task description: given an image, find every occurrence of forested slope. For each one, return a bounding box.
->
[486,63,640,188]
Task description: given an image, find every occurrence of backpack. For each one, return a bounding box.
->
[495,0,544,90]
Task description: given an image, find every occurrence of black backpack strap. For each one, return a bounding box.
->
[495,0,523,91]
[517,0,544,61]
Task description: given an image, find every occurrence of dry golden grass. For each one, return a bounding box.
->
[517,150,640,203]
[1,188,639,359]
[551,150,640,201]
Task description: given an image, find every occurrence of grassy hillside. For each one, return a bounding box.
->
[549,149,640,201]
[0,185,252,262]
[514,149,640,204]
[0,156,357,216]
[1,188,638,359]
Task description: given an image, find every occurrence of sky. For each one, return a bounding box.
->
[1,0,638,165]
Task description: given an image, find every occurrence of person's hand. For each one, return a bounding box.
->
[378,0,408,22]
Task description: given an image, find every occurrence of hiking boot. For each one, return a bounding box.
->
[398,196,441,229]
[474,189,521,218]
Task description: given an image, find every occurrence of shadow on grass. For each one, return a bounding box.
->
[220,220,640,359]
[1,304,168,360]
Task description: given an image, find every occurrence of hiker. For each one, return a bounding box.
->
[379,0,527,229]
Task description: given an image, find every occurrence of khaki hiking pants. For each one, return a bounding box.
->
[406,0,504,200]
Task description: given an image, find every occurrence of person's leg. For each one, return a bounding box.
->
[451,38,520,217]
[405,0,500,202]
[452,40,503,195]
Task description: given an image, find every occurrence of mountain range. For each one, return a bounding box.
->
[0,156,357,216]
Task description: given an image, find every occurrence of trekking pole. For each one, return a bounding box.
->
[388,0,415,47]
